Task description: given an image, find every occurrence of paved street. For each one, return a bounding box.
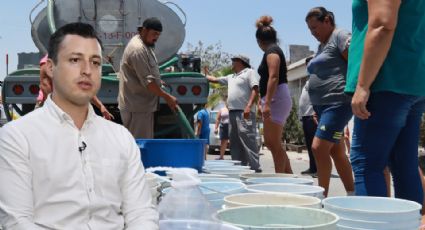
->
[207,147,349,197]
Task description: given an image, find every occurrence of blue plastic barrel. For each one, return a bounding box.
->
[136,139,207,172]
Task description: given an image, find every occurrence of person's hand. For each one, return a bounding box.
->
[165,94,178,111]
[243,106,251,120]
[100,106,114,120]
[351,85,371,120]
[214,128,218,134]
[262,103,271,121]
[203,66,210,75]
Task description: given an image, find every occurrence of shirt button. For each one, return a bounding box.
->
[89,188,93,192]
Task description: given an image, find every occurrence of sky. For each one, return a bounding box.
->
[0,0,352,81]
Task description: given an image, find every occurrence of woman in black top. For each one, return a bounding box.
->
[256,16,293,173]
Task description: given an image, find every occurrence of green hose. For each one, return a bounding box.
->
[175,105,196,139]
[159,56,179,72]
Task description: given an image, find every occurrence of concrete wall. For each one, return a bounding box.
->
[289,45,314,64]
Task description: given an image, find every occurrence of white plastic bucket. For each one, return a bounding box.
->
[338,217,420,230]
[224,193,321,209]
[205,169,255,178]
[246,177,314,185]
[205,159,241,165]
[204,161,237,167]
[201,177,242,183]
[161,182,246,201]
[246,183,325,199]
[204,165,251,170]
[159,220,242,230]
[322,196,421,229]
[239,173,297,181]
[215,206,339,229]
[198,173,229,178]
[200,182,246,201]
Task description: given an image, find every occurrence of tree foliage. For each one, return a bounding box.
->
[185,41,233,109]
[185,41,232,73]
[283,97,304,144]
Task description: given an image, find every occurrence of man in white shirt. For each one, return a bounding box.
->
[0,22,159,229]
[205,55,262,172]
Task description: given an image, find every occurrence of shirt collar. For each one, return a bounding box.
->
[44,96,97,125]
[234,67,250,77]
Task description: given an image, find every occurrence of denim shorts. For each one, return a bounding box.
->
[313,103,353,143]
[219,123,229,140]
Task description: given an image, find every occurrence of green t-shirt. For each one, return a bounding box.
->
[346,0,425,96]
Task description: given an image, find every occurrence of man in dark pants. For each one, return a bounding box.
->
[299,79,318,176]
[205,55,261,172]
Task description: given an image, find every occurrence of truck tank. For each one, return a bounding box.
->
[2,0,209,138]
[31,0,186,70]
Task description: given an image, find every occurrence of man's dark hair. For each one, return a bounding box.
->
[48,22,102,64]
[141,17,163,32]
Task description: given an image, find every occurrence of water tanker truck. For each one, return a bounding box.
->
[1,0,209,138]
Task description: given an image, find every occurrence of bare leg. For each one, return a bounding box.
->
[218,139,228,159]
[204,145,209,160]
[312,137,334,197]
[330,140,355,193]
[263,119,293,173]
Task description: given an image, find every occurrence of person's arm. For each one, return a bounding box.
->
[0,127,45,229]
[203,66,227,84]
[205,74,219,83]
[121,129,159,230]
[214,110,222,134]
[195,111,203,137]
[263,53,280,120]
[146,82,178,111]
[132,49,178,111]
[351,0,401,119]
[244,86,259,120]
[195,121,202,137]
[90,96,114,120]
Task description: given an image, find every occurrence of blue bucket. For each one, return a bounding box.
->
[136,139,206,173]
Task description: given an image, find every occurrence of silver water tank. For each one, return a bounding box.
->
[31,0,186,70]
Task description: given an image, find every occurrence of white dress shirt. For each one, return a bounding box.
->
[0,97,159,230]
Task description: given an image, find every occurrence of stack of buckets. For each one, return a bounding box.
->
[322,196,422,229]
[200,160,340,229]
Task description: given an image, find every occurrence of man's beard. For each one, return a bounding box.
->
[145,41,156,48]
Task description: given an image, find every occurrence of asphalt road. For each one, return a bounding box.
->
[207,147,350,197]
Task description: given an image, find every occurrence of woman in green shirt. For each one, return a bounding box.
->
[346,0,425,205]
